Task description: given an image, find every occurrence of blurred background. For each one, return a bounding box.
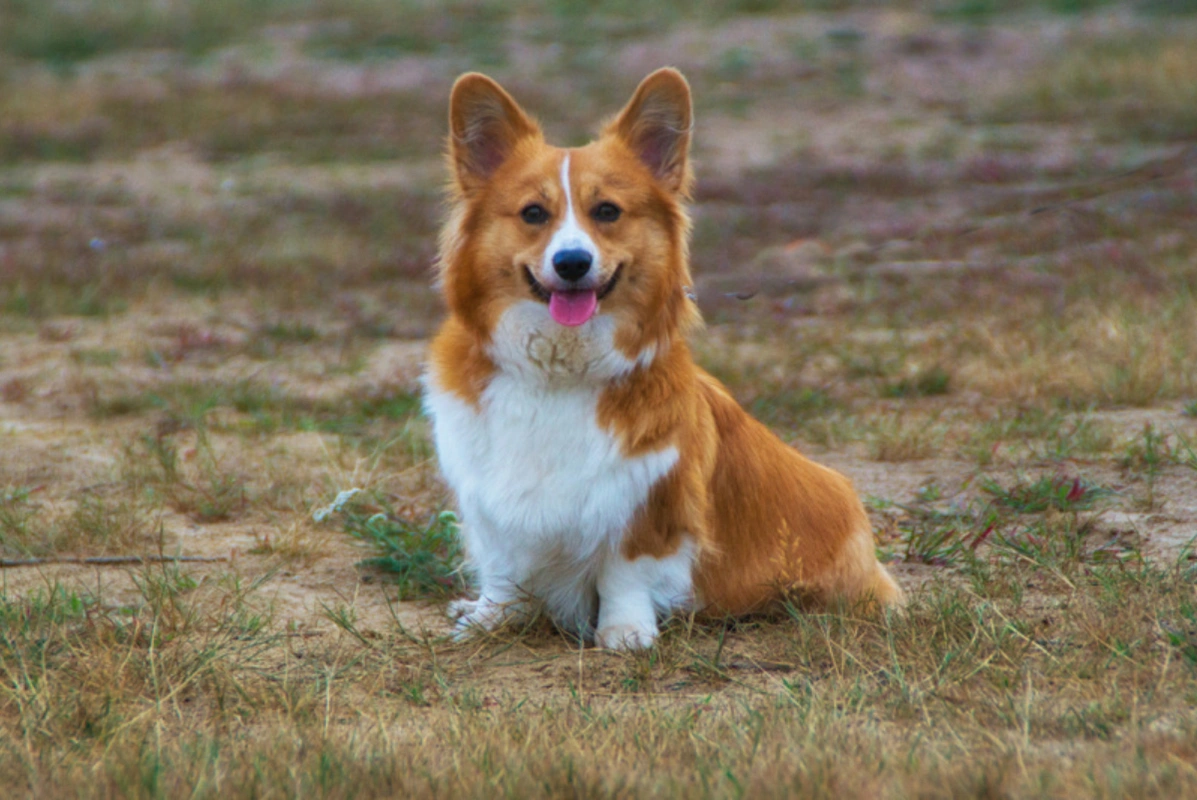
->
[4,6,1197,792]
[0,0,1195,514]
[2,1,1194,327]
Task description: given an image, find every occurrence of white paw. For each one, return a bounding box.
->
[595,622,658,651]
[447,598,478,621]
[449,597,516,640]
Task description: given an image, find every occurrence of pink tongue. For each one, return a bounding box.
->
[549,290,597,327]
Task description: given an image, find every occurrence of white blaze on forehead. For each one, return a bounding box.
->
[540,152,600,283]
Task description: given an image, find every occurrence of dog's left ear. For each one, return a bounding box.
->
[608,68,693,195]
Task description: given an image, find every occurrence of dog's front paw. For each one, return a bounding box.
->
[447,598,478,621]
[595,622,658,651]
[450,597,517,640]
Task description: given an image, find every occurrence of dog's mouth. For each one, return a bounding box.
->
[522,265,623,327]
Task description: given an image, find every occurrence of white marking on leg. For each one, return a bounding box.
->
[423,371,682,638]
[595,538,697,651]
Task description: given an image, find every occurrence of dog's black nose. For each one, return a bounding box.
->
[552,249,592,282]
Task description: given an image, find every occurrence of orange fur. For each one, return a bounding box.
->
[429,68,904,628]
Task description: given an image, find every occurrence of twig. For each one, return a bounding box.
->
[0,555,229,568]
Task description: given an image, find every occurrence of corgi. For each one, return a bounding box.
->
[423,68,904,650]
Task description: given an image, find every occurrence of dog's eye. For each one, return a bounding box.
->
[520,204,549,225]
[591,202,622,223]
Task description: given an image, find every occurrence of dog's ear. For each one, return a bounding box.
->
[608,68,693,194]
[449,73,540,192]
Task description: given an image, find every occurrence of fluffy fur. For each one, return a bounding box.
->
[424,68,904,650]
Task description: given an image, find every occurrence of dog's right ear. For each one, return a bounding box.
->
[449,74,540,193]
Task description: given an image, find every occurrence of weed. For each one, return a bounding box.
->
[263,321,319,343]
[1177,433,1197,472]
[1033,414,1115,461]
[980,473,1111,514]
[1161,603,1197,666]
[897,502,994,567]
[1119,423,1179,509]
[0,486,38,549]
[329,500,464,600]
[967,406,1104,462]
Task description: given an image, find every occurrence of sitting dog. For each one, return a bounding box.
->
[423,68,905,650]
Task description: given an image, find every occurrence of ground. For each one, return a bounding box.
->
[2,1,1197,797]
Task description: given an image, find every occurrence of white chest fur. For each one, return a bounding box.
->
[423,302,680,632]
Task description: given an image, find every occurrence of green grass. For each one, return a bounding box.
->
[965,406,1115,464]
[69,348,121,367]
[750,386,837,427]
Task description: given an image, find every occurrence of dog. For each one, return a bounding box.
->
[423,68,905,650]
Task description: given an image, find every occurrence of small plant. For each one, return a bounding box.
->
[1119,423,1175,473]
[323,495,464,599]
[750,387,835,427]
[1179,433,1197,473]
[1036,415,1115,461]
[1119,423,1177,509]
[1184,400,1197,418]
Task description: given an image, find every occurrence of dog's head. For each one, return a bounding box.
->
[438,68,698,376]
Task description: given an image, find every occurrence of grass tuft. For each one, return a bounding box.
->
[868,415,946,462]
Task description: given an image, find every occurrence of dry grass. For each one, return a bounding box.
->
[4,562,1197,797]
[2,2,1197,797]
